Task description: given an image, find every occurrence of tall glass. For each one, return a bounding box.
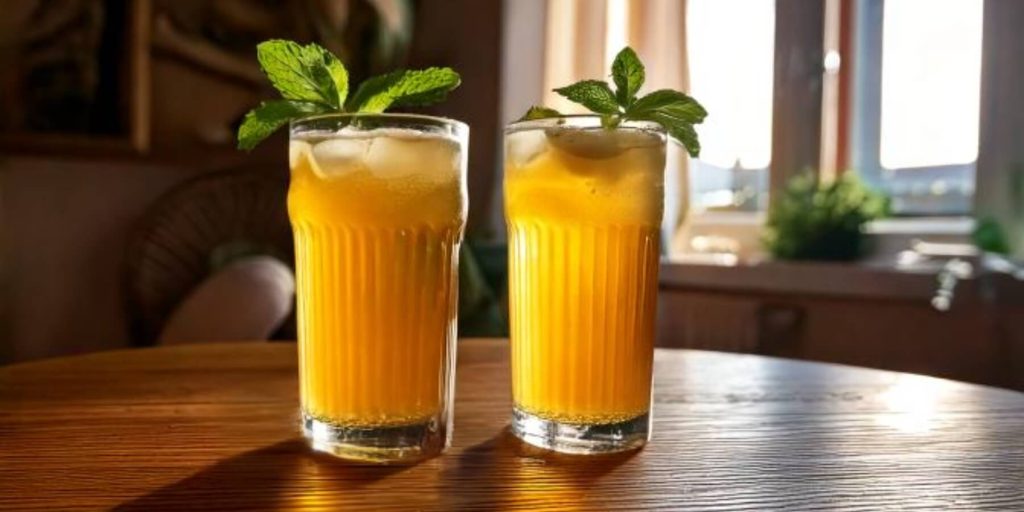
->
[289,113,468,462]
[504,115,666,454]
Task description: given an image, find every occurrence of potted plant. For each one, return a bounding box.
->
[764,173,890,261]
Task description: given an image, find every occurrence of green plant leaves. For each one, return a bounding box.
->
[517,106,563,122]
[256,40,348,108]
[238,39,462,151]
[554,80,620,115]
[764,173,891,261]
[973,217,1011,254]
[346,67,461,113]
[519,46,706,157]
[237,100,330,151]
[623,87,708,156]
[611,47,645,106]
[627,89,707,122]
[626,90,707,157]
[637,112,701,157]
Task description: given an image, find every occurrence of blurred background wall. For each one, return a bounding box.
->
[0,0,502,361]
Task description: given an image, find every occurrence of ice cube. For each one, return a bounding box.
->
[546,128,661,159]
[506,130,549,167]
[364,131,459,182]
[289,140,311,170]
[309,137,370,178]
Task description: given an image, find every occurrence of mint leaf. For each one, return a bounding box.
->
[518,106,562,121]
[611,47,645,106]
[346,67,461,113]
[256,40,347,108]
[630,110,701,157]
[627,89,707,122]
[664,120,701,158]
[554,80,620,115]
[625,89,706,156]
[321,49,349,106]
[237,100,328,151]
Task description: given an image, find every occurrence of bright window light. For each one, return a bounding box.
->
[604,0,629,70]
[687,0,775,170]
[880,0,983,169]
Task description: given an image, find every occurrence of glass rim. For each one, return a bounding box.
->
[290,112,468,136]
[505,114,665,134]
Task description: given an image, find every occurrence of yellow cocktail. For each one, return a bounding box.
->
[505,116,665,453]
[289,114,467,462]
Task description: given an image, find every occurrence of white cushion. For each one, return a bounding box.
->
[158,256,295,344]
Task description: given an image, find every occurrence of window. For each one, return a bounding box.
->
[851,0,984,215]
[686,0,776,213]
[522,0,999,262]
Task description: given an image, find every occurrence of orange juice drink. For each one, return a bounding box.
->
[505,116,665,453]
[289,114,467,462]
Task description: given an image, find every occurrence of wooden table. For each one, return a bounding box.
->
[2,339,1023,510]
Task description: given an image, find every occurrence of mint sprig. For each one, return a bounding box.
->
[238,39,462,151]
[256,40,347,108]
[611,47,645,106]
[553,80,619,115]
[520,46,706,157]
[238,100,330,151]
[346,67,461,113]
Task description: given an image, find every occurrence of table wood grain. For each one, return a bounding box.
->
[2,339,1023,510]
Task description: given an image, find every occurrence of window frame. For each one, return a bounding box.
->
[767,0,827,199]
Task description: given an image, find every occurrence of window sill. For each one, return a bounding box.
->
[672,212,974,265]
[661,255,1024,306]
[866,216,974,236]
[659,259,950,302]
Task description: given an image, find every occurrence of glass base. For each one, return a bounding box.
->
[302,413,448,463]
[511,407,650,454]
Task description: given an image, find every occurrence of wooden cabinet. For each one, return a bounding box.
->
[657,262,1022,390]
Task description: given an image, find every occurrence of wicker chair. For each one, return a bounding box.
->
[124,169,294,345]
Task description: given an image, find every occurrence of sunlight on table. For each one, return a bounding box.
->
[876,374,945,434]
